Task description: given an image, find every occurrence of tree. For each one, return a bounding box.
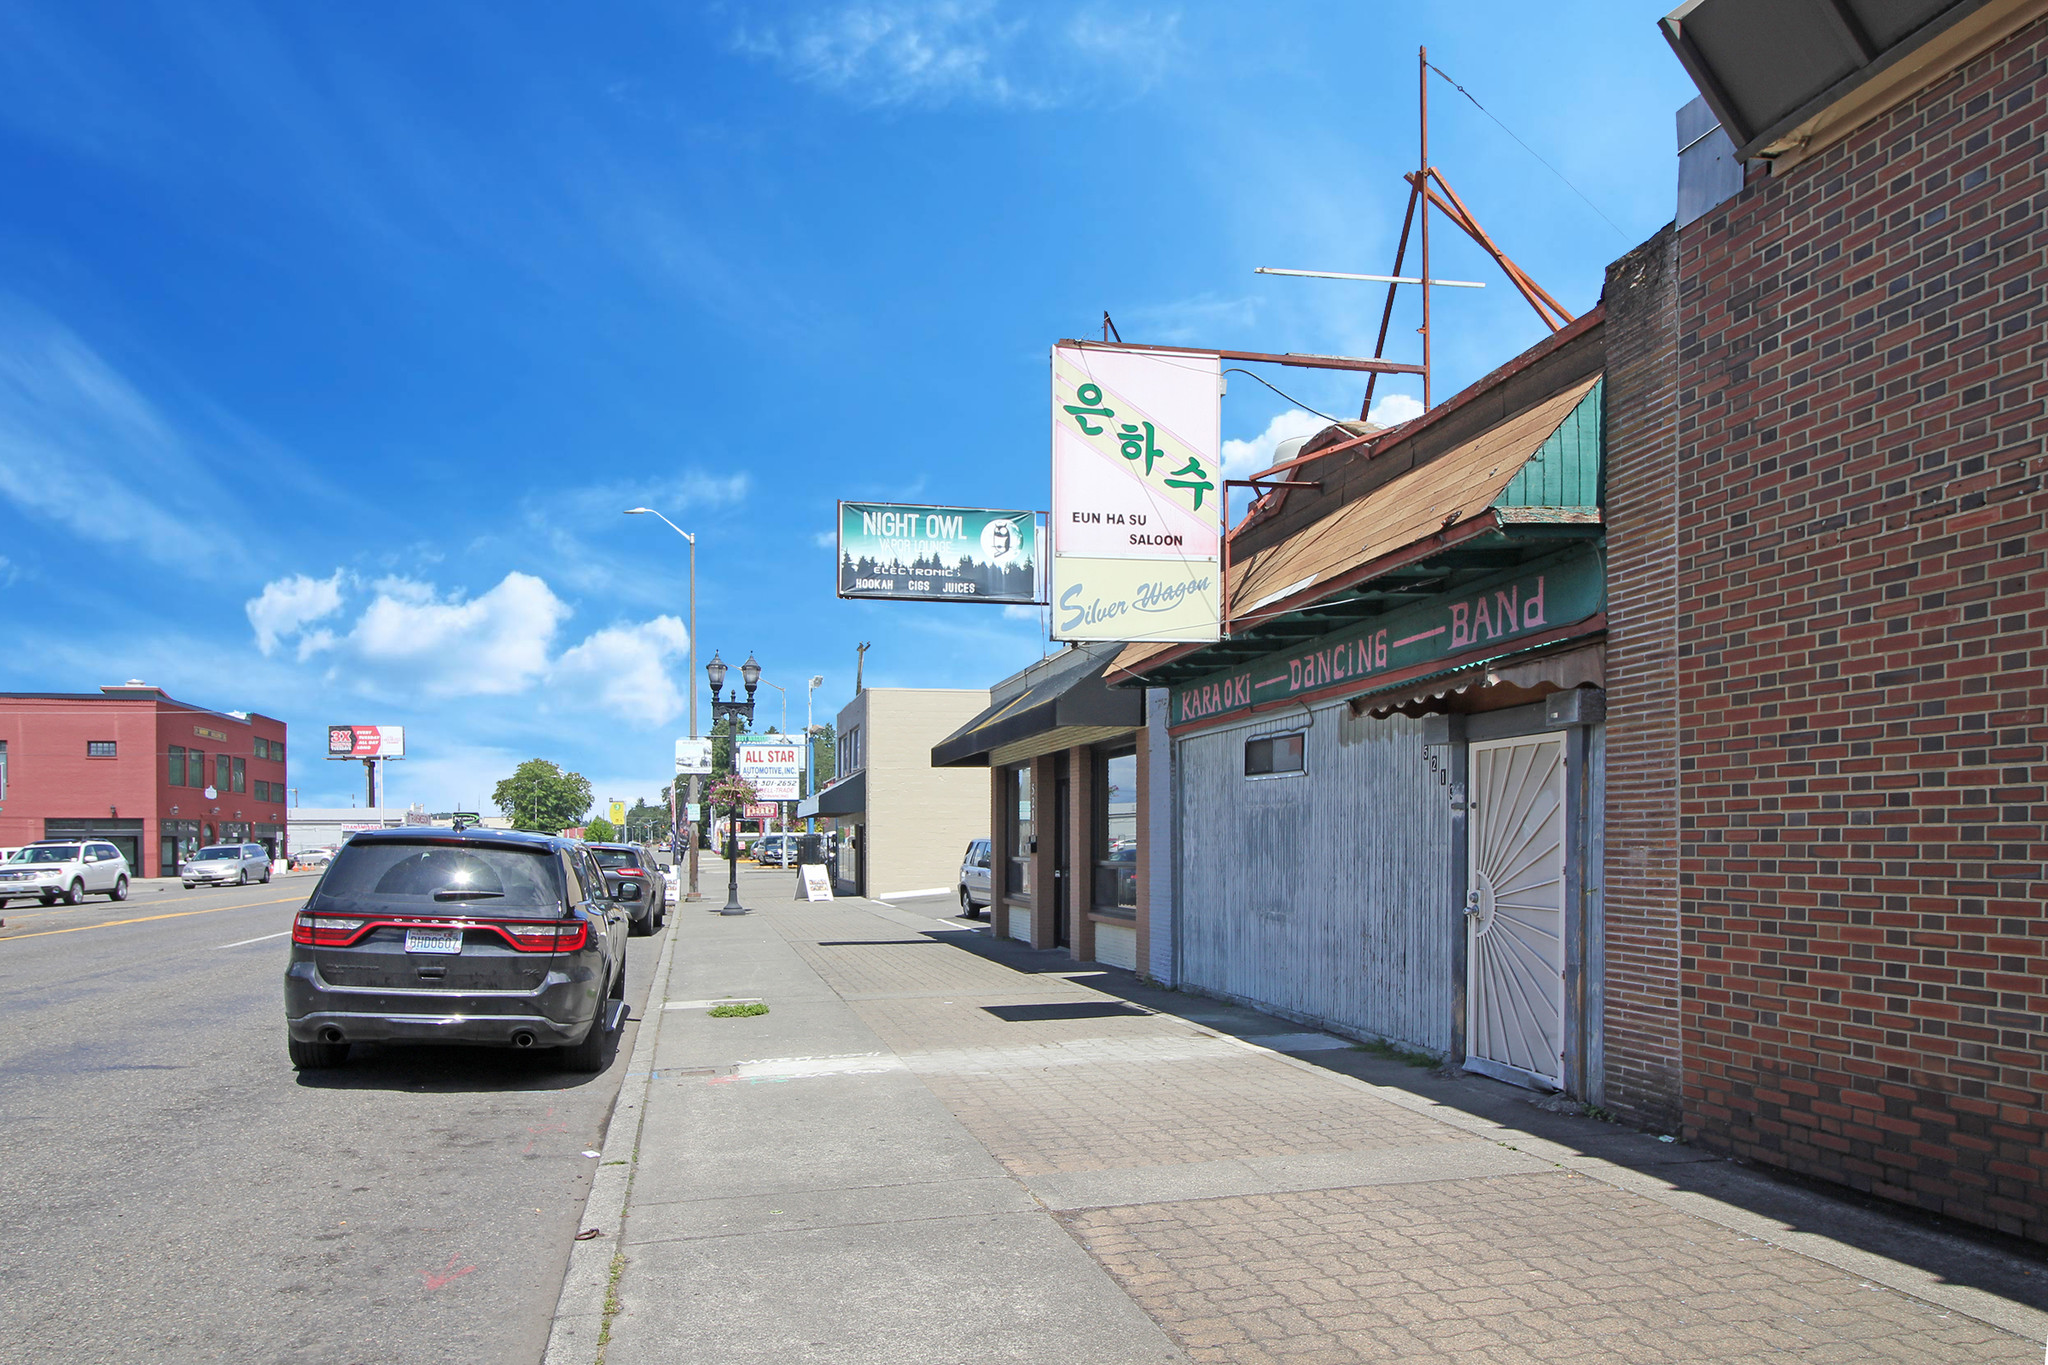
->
[809,721,837,791]
[627,795,671,845]
[583,815,618,842]
[491,759,594,834]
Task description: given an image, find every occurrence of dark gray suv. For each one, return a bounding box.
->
[283,829,636,1072]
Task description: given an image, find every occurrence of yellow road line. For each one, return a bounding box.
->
[0,894,305,943]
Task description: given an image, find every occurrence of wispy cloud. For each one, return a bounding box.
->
[247,570,349,656]
[0,306,262,576]
[733,2,1180,110]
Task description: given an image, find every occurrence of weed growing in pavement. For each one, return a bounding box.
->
[1350,1038,1443,1068]
[708,1002,769,1018]
[596,1251,625,1362]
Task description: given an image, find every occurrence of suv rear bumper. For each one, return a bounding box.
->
[284,959,601,1048]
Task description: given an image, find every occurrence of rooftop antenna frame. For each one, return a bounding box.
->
[1358,45,1577,419]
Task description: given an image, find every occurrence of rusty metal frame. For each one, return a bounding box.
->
[1056,337,1425,376]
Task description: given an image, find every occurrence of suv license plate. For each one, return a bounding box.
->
[405,928,463,955]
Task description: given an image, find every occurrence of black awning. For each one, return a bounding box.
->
[814,770,866,817]
[932,645,1142,768]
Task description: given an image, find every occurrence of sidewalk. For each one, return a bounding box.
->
[555,870,2048,1364]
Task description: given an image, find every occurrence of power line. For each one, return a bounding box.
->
[1426,60,1625,238]
[1223,367,1343,423]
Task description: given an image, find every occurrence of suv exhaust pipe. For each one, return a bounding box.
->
[511,1030,537,1049]
[319,1026,345,1045]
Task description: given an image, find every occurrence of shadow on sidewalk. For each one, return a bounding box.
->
[868,907,2048,1319]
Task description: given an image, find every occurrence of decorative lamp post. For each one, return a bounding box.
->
[707,650,760,906]
[706,773,758,914]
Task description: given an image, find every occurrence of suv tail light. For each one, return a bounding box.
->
[293,913,368,947]
[292,911,588,953]
[499,921,590,952]
[614,867,646,877]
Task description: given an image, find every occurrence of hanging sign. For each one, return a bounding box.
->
[1170,547,1606,727]
[674,738,712,775]
[837,502,1039,603]
[1051,344,1222,642]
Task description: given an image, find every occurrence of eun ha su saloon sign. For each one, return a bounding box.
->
[1171,547,1604,726]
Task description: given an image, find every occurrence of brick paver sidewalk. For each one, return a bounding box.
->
[584,881,2046,1364]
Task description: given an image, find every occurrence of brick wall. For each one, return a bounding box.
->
[1675,20,2048,1239]
[1600,226,1685,1129]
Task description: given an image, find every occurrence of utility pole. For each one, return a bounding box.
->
[855,641,871,694]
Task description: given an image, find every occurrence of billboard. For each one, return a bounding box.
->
[327,725,406,759]
[1050,344,1222,642]
[735,738,802,800]
[838,502,1039,603]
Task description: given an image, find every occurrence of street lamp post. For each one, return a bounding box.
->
[625,507,702,901]
[707,651,760,914]
[805,674,824,834]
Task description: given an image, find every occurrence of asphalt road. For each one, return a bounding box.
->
[0,872,667,1365]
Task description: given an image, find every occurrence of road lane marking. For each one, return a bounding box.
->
[217,930,292,948]
[0,894,303,943]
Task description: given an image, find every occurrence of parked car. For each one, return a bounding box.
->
[283,828,633,1071]
[958,838,992,918]
[584,841,667,935]
[750,833,803,867]
[181,843,273,888]
[0,840,131,907]
[293,846,336,869]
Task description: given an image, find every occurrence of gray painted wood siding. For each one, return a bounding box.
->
[1176,704,1456,1052]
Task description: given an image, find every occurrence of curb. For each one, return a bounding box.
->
[542,914,683,1365]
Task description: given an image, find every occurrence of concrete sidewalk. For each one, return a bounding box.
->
[554,870,2048,1364]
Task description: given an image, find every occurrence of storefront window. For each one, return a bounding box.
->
[1093,749,1138,913]
[1005,763,1033,899]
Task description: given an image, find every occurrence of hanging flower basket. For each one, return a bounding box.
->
[706,774,759,809]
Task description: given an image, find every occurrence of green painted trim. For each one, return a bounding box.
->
[1495,377,1603,510]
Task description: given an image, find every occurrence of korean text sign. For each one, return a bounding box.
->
[735,740,802,800]
[838,502,1039,603]
[1051,344,1222,642]
[327,725,405,759]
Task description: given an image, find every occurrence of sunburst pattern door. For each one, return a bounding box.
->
[1466,735,1567,1086]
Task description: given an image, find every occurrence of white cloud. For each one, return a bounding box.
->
[733,2,1179,110]
[1368,392,1425,427]
[551,616,693,726]
[246,570,347,655]
[1002,603,1039,621]
[813,529,838,549]
[1221,407,1328,478]
[350,572,569,698]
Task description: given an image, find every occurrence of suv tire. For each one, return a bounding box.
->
[109,876,129,902]
[261,865,273,883]
[288,1035,350,1069]
[61,880,84,906]
[237,868,249,885]
[961,886,978,918]
[560,1010,610,1073]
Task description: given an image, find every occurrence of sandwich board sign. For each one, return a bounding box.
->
[800,864,834,901]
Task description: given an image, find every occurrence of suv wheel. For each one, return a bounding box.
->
[559,1011,610,1073]
[109,876,129,902]
[960,886,978,918]
[261,865,273,883]
[61,880,84,906]
[237,868,248,885]
[288,1034,350,1069]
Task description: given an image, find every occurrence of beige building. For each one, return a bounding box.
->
[806,687,989,899]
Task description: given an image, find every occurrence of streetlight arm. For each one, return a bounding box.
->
[625,507,694,544]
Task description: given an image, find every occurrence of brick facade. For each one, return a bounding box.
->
[1674,20,2048,1238]
[1599,226,1686,1130]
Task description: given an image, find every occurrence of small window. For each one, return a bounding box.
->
[233,757,246,793]
[169,746,186,786]
[87,740,117,758]
[188,749,205,788]
[1245,732,1306,777]
[273,740,284,762]
[214,754,229,790]
[253,780,268,802]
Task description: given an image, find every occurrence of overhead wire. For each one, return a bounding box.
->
[1223,367,1343,424]
[1425,60,1626,238]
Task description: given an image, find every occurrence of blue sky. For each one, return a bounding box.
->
[0,0,1698,813]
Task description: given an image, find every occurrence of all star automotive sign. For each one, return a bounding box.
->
[735,738,801,800]
[327,725,406,759]
[1050,343,1222,642]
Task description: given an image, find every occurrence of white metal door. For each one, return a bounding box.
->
[1465,734,1568,1087]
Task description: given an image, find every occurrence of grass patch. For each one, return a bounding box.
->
[1350,1037,1443,1068]
[708,1002,770,1018]
[595,1250,626,1363]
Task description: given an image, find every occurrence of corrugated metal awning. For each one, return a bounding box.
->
[932,648,1141,768]
[1352,640,1606,718]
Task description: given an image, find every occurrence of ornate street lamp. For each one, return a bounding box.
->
[707,651,762,913]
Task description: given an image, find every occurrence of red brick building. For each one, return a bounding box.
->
[0,683,291,876]
[1661,0,2048,1239]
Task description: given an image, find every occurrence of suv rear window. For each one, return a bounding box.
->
[589,848,641,869]
[313,841,566,919]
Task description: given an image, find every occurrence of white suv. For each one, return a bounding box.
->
[181,843,274,888]
[0,841,132,906]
